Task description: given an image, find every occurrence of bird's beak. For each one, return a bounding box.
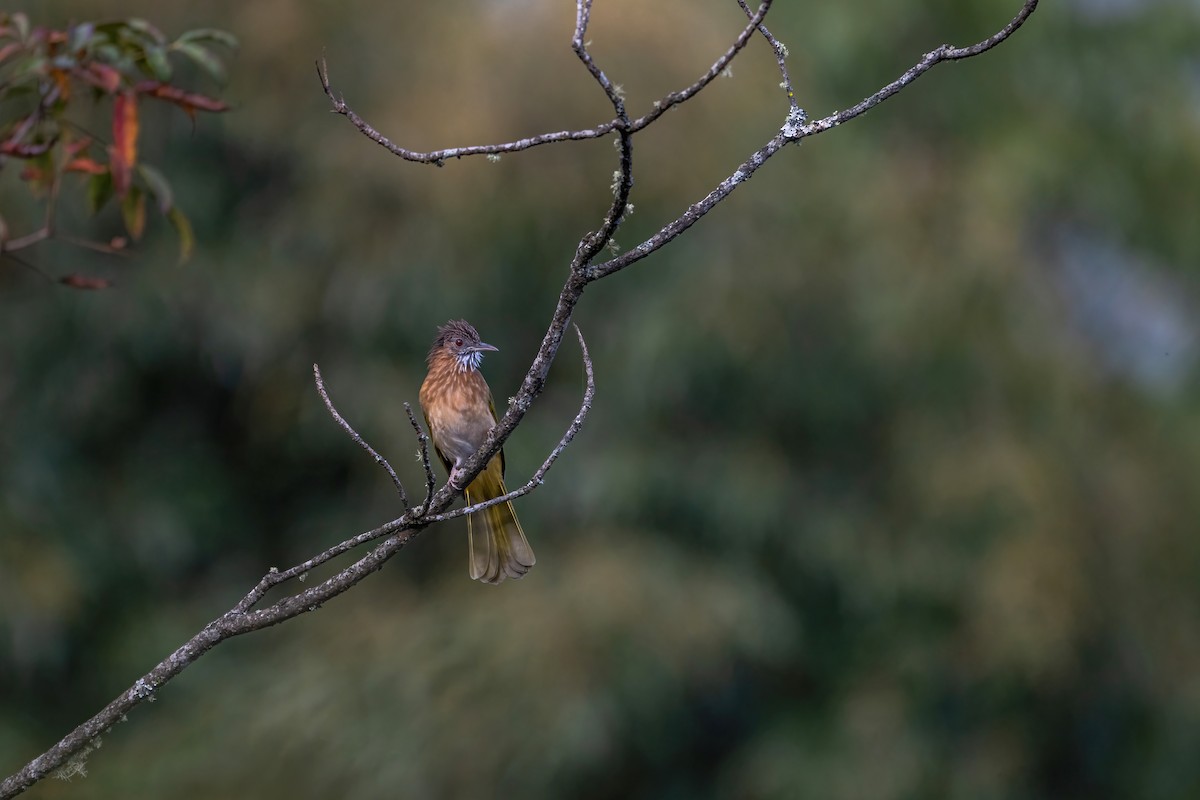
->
[473,342,499,353]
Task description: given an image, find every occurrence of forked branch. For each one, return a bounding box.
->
[0,325,595,800]
[0,2,1039,796]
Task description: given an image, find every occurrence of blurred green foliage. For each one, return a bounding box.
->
[2,0,1199,798]
[0,13,234,272]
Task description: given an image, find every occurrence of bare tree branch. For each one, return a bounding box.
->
[314,1,773,166]
[0,226,50,253]
[0,2,1039,796]
[313,363,408,508]
[569,0,635,269]
[795,0,1039,137]
[590,0,1040,280]
[0,160,58,255]
[736,0,798,109]
[627,0,773,132]
[404,402,437,515]
[0,323,595,798]
[428,324,595,523]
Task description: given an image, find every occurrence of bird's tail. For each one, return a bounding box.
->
[465,468,535,584]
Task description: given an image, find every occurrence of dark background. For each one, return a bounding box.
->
[3,1,1199,797]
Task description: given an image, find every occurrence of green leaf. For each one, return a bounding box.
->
[174,41,226,82]
[142,45,172,80]
[94,42,122,64]
[176,28,238,51]
[86,171,114,215]
[12,12,28,42]
[126,18,166,45]
[136,162,173,213]
[92,21,128,38]
[167,206,194,262]
[6,53,46,80]
[121,185,146,240]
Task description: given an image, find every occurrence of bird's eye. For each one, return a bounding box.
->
[455,338,463,347]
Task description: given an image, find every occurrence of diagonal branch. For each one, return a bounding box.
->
[793,0,1039,138]
[627,1,772,132]
[0,3,1040,797]
[428,324,594,523]
[589,0,1040,280]
[313,363,408,508]
[736,0,798,110]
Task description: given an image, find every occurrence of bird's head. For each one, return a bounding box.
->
[430,319,498,372]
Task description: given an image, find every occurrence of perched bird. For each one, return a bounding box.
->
[419,320,535,584]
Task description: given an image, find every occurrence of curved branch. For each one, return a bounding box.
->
[627,1,772,132]
[736,0,798,109]
[313,363,408,507]
[793,0,1039,139]
[0,2,1039,796]
[429,324,594,523]
[315,2,772,166]
[404,402,437,514]
[590,0,1040,279]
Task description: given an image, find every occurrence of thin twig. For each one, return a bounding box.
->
[588,134,787,281]
[314,1,772,166]
[571,0,620,105]
[234,512,415,615]
[317,55,615,166]
[736,0,798,110]
[313,363,408,508]
[0,250,55,282]
[589,0,1041,280]
[428,324,594,523]
[0,227,49,253]
[794,0,1039,139]
[57,234,133,257]
[0,3,1040,797]
[404,402,437,514]
[0,137,62,256]
[626,1,772,132]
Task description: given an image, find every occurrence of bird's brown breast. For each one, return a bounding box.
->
[419,355,496,466]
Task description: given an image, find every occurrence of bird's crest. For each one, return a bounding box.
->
[434,319,481,348]
[428,319,491,372]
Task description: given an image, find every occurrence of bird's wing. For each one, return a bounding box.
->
[422,410,454,473]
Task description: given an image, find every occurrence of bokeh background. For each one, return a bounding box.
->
[3,0,1200,797]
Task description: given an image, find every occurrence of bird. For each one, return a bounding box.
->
[419,319,535,584]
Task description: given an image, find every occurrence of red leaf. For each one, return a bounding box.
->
[65,157,107,175]
[60,274,114,290]
[64,136,92,157]
[109,91,138,197]
[75,62,122,93]
[135,80,229,114]
[0,42,22,64]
